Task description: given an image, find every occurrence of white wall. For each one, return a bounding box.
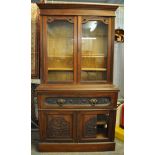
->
[113,6,124,98]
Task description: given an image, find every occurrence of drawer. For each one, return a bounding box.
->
[37,92,118,109]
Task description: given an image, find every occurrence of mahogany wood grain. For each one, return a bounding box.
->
[77,16,82,83]
[36,84,119,92]
[40,9,115,16]
[107,18,112,83]
[37,3,118,11]
[110,17,115,82]
[39,16,43,83]
[38,142,115,152]
[109,110,117,141]
[73,16,78,84]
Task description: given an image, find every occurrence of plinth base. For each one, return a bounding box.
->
[38,142,115,152]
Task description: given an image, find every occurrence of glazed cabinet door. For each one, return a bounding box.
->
[39,110,76,142]
[78,16,114,83]
[41,16,77,83]
[78,110,116,142]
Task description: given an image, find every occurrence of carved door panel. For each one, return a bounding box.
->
[78,110,116,142]
[40,111,76,142]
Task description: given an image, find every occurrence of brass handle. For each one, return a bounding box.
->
[56,99,65,107]
[89,98,98,106]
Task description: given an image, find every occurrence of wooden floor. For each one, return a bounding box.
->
[31,130,124,155]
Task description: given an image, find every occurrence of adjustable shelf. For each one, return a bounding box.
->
[82,55,105,58]
[82,68,107,71]
[48,68,73,71]
[48,55,72,58]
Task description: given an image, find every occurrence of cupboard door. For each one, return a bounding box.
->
[78,110,116,142]
[45,16,77,83]
[78,16,113,83]
[39,110,76,142]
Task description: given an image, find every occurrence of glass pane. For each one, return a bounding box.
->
[81,20,108,81]
[47,20,74,82]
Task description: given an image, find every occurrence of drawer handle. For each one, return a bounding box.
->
[56,99,65,107]
[89,98,98,106]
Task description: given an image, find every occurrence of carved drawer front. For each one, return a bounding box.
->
[40,111,76,142]
[42,95,115,109]
[78,110,116,142]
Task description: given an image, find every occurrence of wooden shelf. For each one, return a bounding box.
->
[82,68,107,71]
[82,35,108,37]
[96,133,107,139]
[96,121,107,125]
[82,55,105,58]
[48,55,72,58]
[48,55,105,58]
[48,68,73,71]
[48,68,106,71]
[48,36,73,39]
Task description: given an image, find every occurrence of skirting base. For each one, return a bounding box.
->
[38,142,115,152]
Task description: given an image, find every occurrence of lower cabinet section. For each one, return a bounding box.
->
[36,85,119,151]
[39,109,116,143]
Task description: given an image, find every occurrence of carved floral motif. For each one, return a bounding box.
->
[82,17,109,24]
[84,116,97,137]
[47,17,74,23]
[47,116,70,138]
